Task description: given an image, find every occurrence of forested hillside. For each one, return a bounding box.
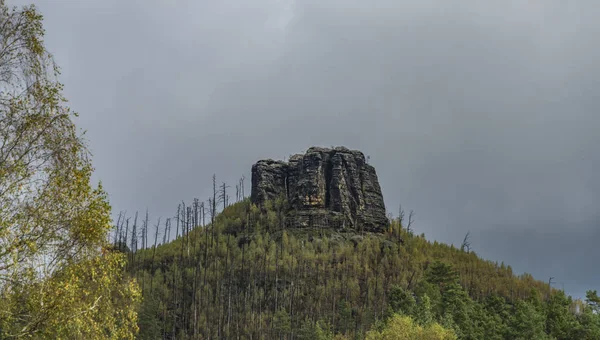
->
[122,196,600,339]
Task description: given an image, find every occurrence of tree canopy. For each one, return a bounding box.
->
[126,197,600,339]
[0,2,139,338]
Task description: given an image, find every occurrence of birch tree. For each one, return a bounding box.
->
[0,3,139,338]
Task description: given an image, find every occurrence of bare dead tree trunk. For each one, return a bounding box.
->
[461,231,471,253]
[140,210,148,295]
[181,201,187,238]
[201,199,210,338]
[175,204,181,239]
[163,218,169,244]
[131,212,139,269]
[226,234,232,335]
[194,198,199,229]
[212,175,217,222]
[398,205,405,230]
[118,219,123,251]
[144,209,149,250]
[241,175,246,199]
[186,205,191,258]
[141,215,145,252]
[166,218,171,243]
[212,174,217,243]
[123,218,130,255]
[150,217,161,292]
[208,198,214,244]
[192,200,202,339]
[140,210,146,251]
[220,182,230,210]
[113,211,123,246]
[179,202,187,334]
[407,210,415,234]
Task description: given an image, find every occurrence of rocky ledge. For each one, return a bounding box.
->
[250,146,387,233]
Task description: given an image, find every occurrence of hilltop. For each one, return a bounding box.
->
[120,147,600,339]
[251,146,387,232]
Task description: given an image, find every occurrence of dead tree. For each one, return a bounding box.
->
[175,204,181,239]
[398,205,405,229]
[115,211,128,249]
[131,212,138,254]
[167,218,172,242]
[241,175,246,199]
[194,198,199,229]
[208,198,214,225]
[181,201,187,237]
[113,211,123,246]
[150,217,161,292]
[140,212,145,251]
[219,182,230,210]
[144,210,149,250]
[176,202,187,332]
[460,231,471,253]
[186,205,192,256]
[162,218,169,244]
[140,210,148,251]
[123,217,130,254]
[116,213,123,248]
[407,210,415,234]
[130,212,139,271]
[212,175,217,223]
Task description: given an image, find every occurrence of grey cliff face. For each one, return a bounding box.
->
[250,147,388,233]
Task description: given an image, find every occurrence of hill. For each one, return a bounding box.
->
[118,147,600,339]
[123,198,599,339]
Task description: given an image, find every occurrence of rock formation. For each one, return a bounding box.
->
[251,146,388,232]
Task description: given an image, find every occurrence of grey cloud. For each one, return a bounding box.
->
[14,0,600,299]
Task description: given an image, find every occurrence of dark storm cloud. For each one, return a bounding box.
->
[14,0,600,298]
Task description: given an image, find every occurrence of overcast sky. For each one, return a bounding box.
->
[13,0,599,299]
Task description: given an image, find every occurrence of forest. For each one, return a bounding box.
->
[113,176,600,339]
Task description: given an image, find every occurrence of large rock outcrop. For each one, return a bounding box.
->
[251,147,388,232]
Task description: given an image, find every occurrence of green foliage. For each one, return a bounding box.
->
[0,251,141,339]
[545,291,578,339]
[585,290,600,312]
[137,295,162,340]
[0,2,140,338]
[273,309,292,338]
[366,314,457,340]
[508,299,549,340]
[129,199,600,339]
[575,305,600,339]
[297,318,335,340]
[388,285,416,316]
[414,294,434,326]
[425,261,459,290]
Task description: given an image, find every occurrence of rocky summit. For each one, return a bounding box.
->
[250,146,388,232]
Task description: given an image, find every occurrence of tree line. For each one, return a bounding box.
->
[123,191,600,339]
